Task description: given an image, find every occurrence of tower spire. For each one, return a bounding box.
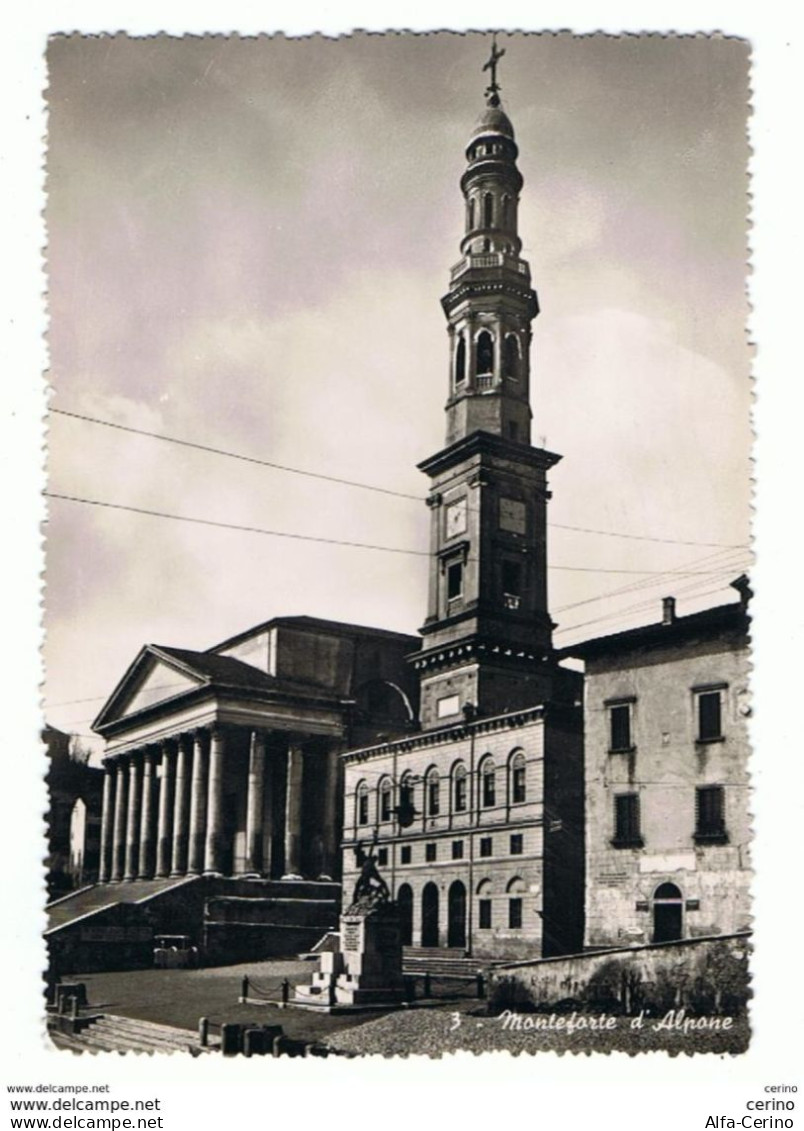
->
[482,34,506,104]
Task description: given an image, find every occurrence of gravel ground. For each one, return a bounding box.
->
[326,1004,751,1057]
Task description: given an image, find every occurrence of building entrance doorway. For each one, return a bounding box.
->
[652,882,683,943]
[421,882,440,947]
[397,883,413,946]
[447,880,467,949]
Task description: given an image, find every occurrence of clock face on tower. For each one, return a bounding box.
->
[445,498,468,539]
[499,496,527,535]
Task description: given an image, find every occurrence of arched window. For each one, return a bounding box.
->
[426,768,441,817]
[506,876,526,930]
[453,762,468,813]
[398,772,415,828]
[455,335,466,385]
[480,757,496,808]
[510,750,526,804]
[476,330,494,376]
[379,777,393,823]
[503,334,519,379]
[501,195,511,226]
[468,198,476,230]
[477,879,493,930]
[483,192,494,228]
[355,781,369,827]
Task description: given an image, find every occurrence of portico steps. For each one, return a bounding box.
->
[46,876,342,972]
[46,877,198,933]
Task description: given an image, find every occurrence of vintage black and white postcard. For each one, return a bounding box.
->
[2,3,802,1124]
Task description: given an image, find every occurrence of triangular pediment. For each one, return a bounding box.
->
[95,649,206,729]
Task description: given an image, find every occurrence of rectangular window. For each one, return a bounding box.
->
[479,899,492,929]
[613,793,643,847]
[609,703,632,752]
[696,785,727,842]
[510,833,523,856]
[502,559,522,599]
[479,836,493,858]
[425,842,437,862]
[400,845,411,865]
[437,694,460,720]
[512,763,526,804]
[508,898,523,929]
[377,847,388,867]
[447,561,463,601]
[452,840,464,860]
[427,779,440,816]
[697,690,724,741]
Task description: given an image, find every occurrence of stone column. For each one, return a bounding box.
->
[123,755,141,881]
[319,742,343,881]
[98,764,115,883]
[187,730,209,875]
[283,742,304,878]
[204,726,226,875]
[155,743,175,878]
[493,319,503,384]
[171,734,192,876]
[243,730,266,875]
[110,759,128,882]
[137,749,157,879]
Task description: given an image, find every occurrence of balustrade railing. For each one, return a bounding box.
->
[450,253,530,283]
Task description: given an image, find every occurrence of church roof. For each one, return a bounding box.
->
[211,614,420,654]
[153,644,333,697]
[92,642,343,734]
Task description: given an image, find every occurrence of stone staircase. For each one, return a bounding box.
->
[46,878,198,932]
[51,1014,215,1055]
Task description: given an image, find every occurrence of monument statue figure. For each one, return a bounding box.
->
[348,839,391,913]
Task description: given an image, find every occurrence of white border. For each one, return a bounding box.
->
[2,1,801,1123]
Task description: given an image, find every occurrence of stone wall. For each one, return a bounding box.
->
[488,931,751,1015]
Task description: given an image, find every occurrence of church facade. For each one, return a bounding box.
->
[91,616,419,887]
[341,68,585,959]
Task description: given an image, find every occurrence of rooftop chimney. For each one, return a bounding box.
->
[730,574,753,608]
[662,596,676,625]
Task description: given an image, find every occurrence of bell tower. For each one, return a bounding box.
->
[413,41,566,730]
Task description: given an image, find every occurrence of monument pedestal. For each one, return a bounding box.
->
[294,903,406,1011]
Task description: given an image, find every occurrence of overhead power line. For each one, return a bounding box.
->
[51,407,749,551]
[44,490,746,577]
[50,408,423,502]
[553,546,750,615]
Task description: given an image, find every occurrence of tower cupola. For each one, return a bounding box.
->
[441,42,539,449]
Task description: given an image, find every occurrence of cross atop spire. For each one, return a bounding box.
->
[482,34,506,104]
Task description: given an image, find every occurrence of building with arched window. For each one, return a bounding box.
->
[564,580,751,949]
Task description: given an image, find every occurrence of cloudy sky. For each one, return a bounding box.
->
[44,32,752,749]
